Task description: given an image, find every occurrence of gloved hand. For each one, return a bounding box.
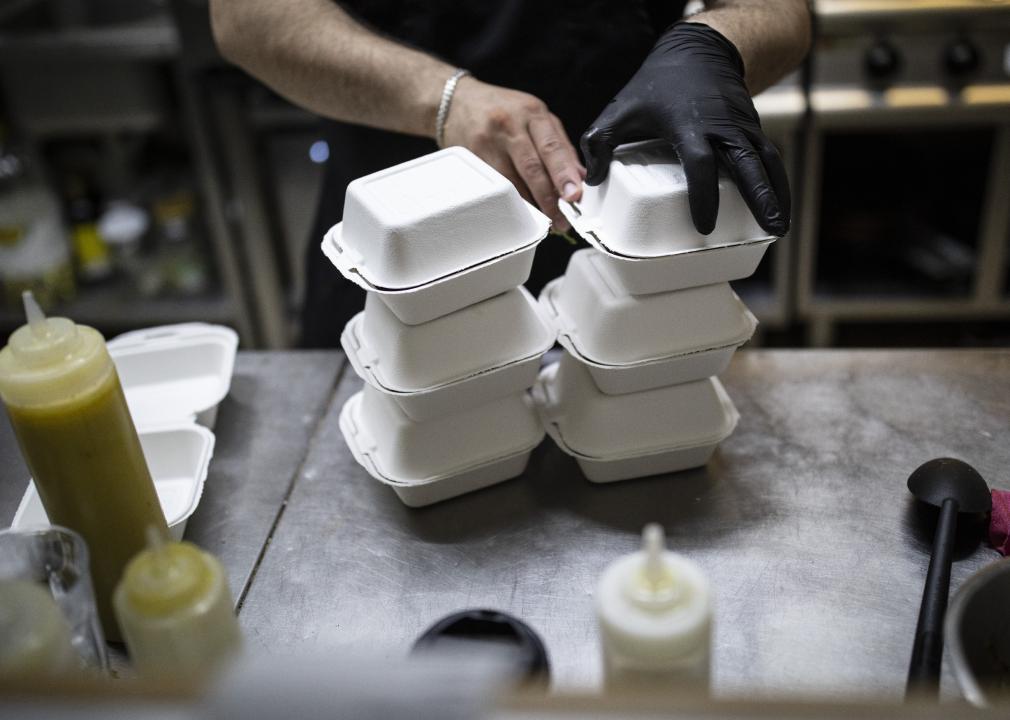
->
[581,22,790,237]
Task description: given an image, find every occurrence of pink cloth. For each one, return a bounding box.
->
[990,489,1010,556]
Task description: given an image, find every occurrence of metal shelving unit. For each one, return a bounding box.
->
[0,10,258,344]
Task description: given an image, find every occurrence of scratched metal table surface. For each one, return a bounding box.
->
[0,351,343,605]
[2,350,1008,702]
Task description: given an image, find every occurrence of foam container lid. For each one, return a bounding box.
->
[11,423,215,542]
[345,287,555,393]
[107,323,238,429]
[540,249,757,366]
[326,147,550,290]
[532,353,738,460]
[341,383,544,485]
[559,140,767,258]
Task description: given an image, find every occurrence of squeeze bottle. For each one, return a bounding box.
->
[0,292,167,640]
[596,524,712,689]
[0,580,78,678]
[114,528,242,680]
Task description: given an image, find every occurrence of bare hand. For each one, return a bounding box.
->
[443,77,584,231]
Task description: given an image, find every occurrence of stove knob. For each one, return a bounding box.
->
[864,40,902,81]
[944,39,980,77]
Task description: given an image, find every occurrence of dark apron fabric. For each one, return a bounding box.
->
[301,0,686,347]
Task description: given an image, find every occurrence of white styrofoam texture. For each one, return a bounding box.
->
[323,234,539,325]
[343,288,557,422]
[541,250,757,364]
[338,387,543,506]
[586,235,776,296]
[330,147,550,289]
[349,287,555,390]
[560,140,766,258]
[341,288,555,420]
[531,355,738,483]
[10,424,215,541]
[107,323,238,429]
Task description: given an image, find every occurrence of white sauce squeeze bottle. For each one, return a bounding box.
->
[596,524,712,689]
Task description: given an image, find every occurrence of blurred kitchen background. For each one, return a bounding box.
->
[0,0,1008,349]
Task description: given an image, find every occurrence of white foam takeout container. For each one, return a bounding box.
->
[558,140,775,295]
[539,250,757,394]
[339,384,544,507]
[11,424,215,542]
[106,322,239,430]
[342,287,556,421]
[531,353,739,484]
[321,147,551,325]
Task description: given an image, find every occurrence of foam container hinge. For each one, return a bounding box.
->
[11,423,215,542]
[558,140,775,296]
[339,384,544,507]
[531,353,739,484]
[341,288,555,421]
[322,147,551,325]
[539,250,757,394]
[106,322,238,429]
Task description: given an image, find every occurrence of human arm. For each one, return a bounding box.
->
[209,0,584,229]
[581,0,811,236]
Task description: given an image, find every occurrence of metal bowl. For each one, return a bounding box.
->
[945,557,1010,707]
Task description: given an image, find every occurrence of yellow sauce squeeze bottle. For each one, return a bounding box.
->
[596,524,712,690]
[0,291,167,640]
[114,527,242,680]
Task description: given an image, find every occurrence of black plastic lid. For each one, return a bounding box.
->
[412,608,550,685]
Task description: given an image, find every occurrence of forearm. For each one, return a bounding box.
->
[690,0,811,94]
[209,0,454,138]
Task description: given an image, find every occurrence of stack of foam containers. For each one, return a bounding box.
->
[531,140,775,483]
[327,147,556,506]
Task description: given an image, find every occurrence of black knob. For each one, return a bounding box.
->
[864,40,902,81]
[944,40,980,77]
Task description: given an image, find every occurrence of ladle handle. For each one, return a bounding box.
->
[907,496,958,696]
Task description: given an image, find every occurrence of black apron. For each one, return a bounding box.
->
[302,0,685,347]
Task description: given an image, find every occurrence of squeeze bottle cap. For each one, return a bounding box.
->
[8,291,80,368]
[626,524,687,611]
[120,526,216,618]
[0,291,111,407]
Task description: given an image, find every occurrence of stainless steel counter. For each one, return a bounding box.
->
[2,349,1007,703]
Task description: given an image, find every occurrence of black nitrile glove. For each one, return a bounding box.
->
[581,22,790,237]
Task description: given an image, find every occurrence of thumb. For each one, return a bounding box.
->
[580,100,628,186]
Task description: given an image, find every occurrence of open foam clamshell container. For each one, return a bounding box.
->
[341,287,556,421]
[539,250,756,395]
[557,140,775,296]
[321,147,551,325]
[339,384,545,507]
[12,425,215,542]
[10,323,237,540]
[531,353,739,484]
[106,322,238,429]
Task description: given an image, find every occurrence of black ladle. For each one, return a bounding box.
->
[906,457,991,696]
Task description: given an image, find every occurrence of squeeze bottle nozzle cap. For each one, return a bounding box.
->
[627,523,686,610]
[6,291,80,368]
[23,291,46,335]
[119,526,215,618]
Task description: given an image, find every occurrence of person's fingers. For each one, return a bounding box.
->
[481,150,535,205]
[506,131,569,230]
[672,137,720,235]
[529,114,583,203]
[716,132,786,237]
[751,133,791,235]
[580,99,629,186]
